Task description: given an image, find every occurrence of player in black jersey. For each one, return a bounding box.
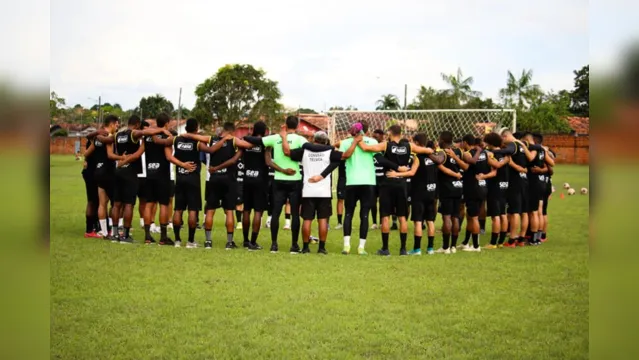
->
[482,133,511,248]
[335,160,346,229]
[523,132,553,245]
[264,148,275,228]
[459,135,492,252]
[370,129,385,230]
[358,125,421,256]
[534,134,555,242]
[82,138,101,238]
[402,133,445,255]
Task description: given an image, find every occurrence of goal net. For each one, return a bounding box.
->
[327,109,516,144]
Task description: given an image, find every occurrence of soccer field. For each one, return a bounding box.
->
[50,155,589,359]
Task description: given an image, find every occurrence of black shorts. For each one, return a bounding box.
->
[137,177,148,201]
[236,181,244,205]
[406,182,412,204]
[528,181,546,213]
[144,177,172,206]
[244,181,268,212]
[507,184,528,215]
[82,171,98,204]
[487,191,507,217]
[439,197,462,216]
[169,180,175,198]
[379,185,408,217]
[272,180,302,213]
[94,171,114,200]
[205,180,237,211]
[411,194,436,222]
[345,185,375,213]
[113,173,138,205]
[465,199,483,217]
[337,178,346,200]
[174,180,202,211]
[301,198,332,220]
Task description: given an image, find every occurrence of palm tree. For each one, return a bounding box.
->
[440,67,482,106]
[375,94,401,110]
[498,69,542,109]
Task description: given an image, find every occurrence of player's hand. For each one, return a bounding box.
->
[520,167,528,173]
[445,148,455,157]
[308,175,324,183]
[282,168,296,176]
[208,166,216,173]
[162,129,171,136]
[279,125,288,139]
[354,134,363,143]
[386,170,399,178]
[456,173,463,180]
[397,166,409,172]
[476,174,484,181]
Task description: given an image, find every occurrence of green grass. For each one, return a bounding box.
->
[50,155,589,359]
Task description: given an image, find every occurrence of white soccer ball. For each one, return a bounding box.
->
[581,187,588,195]
[563,183,570,189]
[567,188,576,195]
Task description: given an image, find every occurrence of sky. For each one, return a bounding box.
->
[46,0,595,112]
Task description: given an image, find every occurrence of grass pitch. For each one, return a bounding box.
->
[50,155,589,359]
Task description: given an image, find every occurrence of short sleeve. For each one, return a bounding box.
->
[262,135,277,147]
[290,148,304,162]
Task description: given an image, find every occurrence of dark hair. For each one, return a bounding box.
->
[285,115,299,130]
[223,121,235,132]
[373,129,384,135]
[252,121,267,136]
[513,131,523,139]
[388,125,402,136]
[533,133,544,144]
[484,133,503,147]
[413,133,427,146]
[157,113,170,128]
[360,120,369,133]
[453,138,462,144]
[462,134,475,146]
[185,118,198,133]
[104,115,119,126]
[475,137,482,144]
[128,115,141,127]
[426,140,435,148]
[440,131,454,145]
[141,120,149,129]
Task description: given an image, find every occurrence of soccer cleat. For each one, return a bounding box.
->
[145,236,156,245]
[205,241,212,249]
[119,236,134,244]
[399,249,409,256]
[371,224,379,230]
[335,223,343,230]
[318,248,328,255]
[426,248,435,255]
[289,243,301,254]
[186,241,198,249]
[516,241,526,247]
[459,244,471,251]
[480,229,486,235]
[484,244,498,250]
[309,236,319,244]
[159,238,175,246]
[503,242,516,248]
[301,247,311,254]
[84,232,102,239]
[174,240,181,248]
[376,249,391,256]
[236,222,243,230]
[463,246,481,252]
[435,248,451,254]
[408,249,422,256]
[450,246,457,254]
[225,241,238,250]
[358,248,368,255]
[107,235,119,243]
[270,243,279,253]
[248,243,263,251]
[243,241,251,248]
[283,223,291,230]
[341,245,351,255]
[497,244,504,248]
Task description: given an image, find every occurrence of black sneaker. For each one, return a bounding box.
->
[399,248,408,256]
[196,223,203,230]
[106,235,118,242]
[248,242,263,251]
[243,241,251,248]
[302,247,311,254]
[270,243,279,253]
[145,236,156,245]
[225,241,238,250]
[390,223,398,231]
[119,236,134,244]
[318,248,328,255]
[289,243,301,254]
[159,238,175,246]
[377,249,391,256]
[205,241,212,249]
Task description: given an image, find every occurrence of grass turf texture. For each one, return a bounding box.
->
[50,155,589,359]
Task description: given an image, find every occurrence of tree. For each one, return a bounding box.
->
[172,106,191,119]
[375,94,401,110]
[516,90,572,134]
[570,65,589,117]
[463,96,499,109]
[296,108,317,114]
[135,94,174,119]
[408,86,457,109]
[194,64,283,125]
[440,67,481,106]
[499,69,542,109]
[50,91,66,119]
[329,105,358,111]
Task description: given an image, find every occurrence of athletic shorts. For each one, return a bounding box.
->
[345,185,375,214]
[337,178,346,200]
[465,199,483,217]
[82,171,98,204]
[439,197,462,216]
[112,173,138,205]
[406,182,412,204]
[137,177,148,201]
[272,180,302,214]
[94,171,114,200]
[243,181,268,212]
[144,177,172,206]
[507,184,528,215]
[527,180,546,213]
[411,194,436,222]
[486,191,507,217]
[205,180,237,211]
[236,181,244,205]
[174,180,202,211]
[379,185,408,217]
[169,181,175,198]
[301,197,332,220]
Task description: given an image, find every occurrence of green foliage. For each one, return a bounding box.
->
[570,65,589,117]
[375,94,401,110]
[440,68,481,107]
[408,86,458,109]
[172,106,191,119]
[136,94,174,119]
[329,105,358,111]
[50,128,68,137]
[297,108,317,114]
[50,91,66,119]
[517,90,572,134]
[499,69,542,109]
[194,64,283,125]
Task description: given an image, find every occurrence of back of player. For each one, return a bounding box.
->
[410,134,441,255]
[437,132,464,253]
[241,122,269,250]
[172,127,202,247]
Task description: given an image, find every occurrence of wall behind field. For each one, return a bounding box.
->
[50,137,87,155]
[544,135,589,165]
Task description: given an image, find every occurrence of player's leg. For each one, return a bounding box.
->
[242,185,252,247]
[110,176,123,241]
[426,199,437,254]
[186,182,201,247]
[172,182,187,245]
[288,182,303,253]
[506,187,522,247]
[356,186,373,254]
[119,177,138,243]
[437,198,453,253]
[452,200,464,249]
[463,200,481,251]
[378,186,392,256]
[301,198,315,253]
[541,187,550,242]
[248,184,266,250]
[410,196,425,255]
[370,186,379,230]
[342,186,357,254]
[396,189,409,255]
[336,180,345,229]
[235,184,243,230]
[284,201,291,230]
[203,184,219,249]
[315,198,331,254]
[479,201,487,235]
[485,196,501,249]
[265,179,273,228]
[224,182,238,249]
[269,181,287,252]
[137,178,147,229]
[83,171,100,237]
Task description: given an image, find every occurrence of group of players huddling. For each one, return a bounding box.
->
[81,114,556,256]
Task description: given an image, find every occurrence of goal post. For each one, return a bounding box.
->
[327,109,516,144]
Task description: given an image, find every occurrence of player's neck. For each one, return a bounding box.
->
[390,135,401,142]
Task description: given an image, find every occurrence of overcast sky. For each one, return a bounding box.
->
[46,0,594,112]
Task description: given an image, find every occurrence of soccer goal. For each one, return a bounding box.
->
[327,109,516,143]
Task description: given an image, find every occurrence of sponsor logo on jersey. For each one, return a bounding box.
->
[452,180,463,188]
[247,146,261,153]
[117,135,128,143]
[427,183,437,192]
[391,146,408,155]
[499,181,509,189]
[177,142,194,150]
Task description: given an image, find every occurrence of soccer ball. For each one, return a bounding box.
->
[567,188,576,195]
[581,187,588,195]
[349,122,364,136]
[563,183,570,189]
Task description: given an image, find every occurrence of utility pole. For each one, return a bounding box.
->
[404,84,407,109]
[177,88,182,135]
[98,96,102,126]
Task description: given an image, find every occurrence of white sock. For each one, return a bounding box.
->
[267,216,272,222]
[359,239,366,249]
[118,219,124,227]
[99,219,107,235]
[344,236,351,247]
[140,218,144,227]
[285,219,291,227]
